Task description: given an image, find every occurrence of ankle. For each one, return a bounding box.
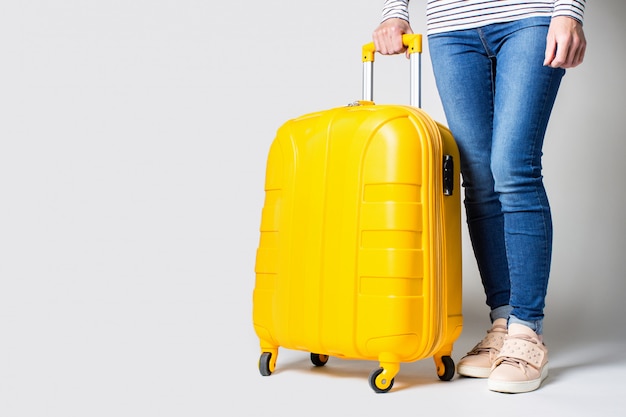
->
[491,318,507,331]
[507,323,544,344]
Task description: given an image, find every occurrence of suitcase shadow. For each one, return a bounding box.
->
[274,354,450,392]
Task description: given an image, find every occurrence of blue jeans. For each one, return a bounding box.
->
[428,17,565,334]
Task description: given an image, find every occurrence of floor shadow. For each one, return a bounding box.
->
[269,351,461,392]
[546,341,626,381]
[539,309,626,381]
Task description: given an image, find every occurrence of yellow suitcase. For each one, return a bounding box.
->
[253,35,462,393]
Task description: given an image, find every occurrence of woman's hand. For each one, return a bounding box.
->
[372,18,414,57]
[544,16,587,68]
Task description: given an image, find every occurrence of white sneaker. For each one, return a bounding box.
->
[488,323,549,393]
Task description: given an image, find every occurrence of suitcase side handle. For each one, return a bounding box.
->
[361,34,423,107]
[443,154,455,196]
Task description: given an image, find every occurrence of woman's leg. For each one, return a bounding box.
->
[428,29,511,318]
[482,17,564,393]
[429,18,564,390]
[428,27,512,380]
[430,17,565,333]
[486,17,565,335]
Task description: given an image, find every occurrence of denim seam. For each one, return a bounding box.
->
[476,28,497,100]
[535,70,558,295]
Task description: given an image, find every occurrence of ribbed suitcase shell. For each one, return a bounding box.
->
[253,101,462,392]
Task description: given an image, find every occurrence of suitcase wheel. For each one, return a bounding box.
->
[258,352,274,376]
[436,355,455,381]
[368,367,395,393]
[310,353,329,367]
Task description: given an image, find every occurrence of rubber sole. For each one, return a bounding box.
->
[488,364,549,394]
[457,364,492,379]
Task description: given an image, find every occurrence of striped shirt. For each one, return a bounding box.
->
[381,0,586,35]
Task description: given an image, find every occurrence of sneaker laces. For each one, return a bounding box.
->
[497,357,530,376]
[466,327,506,360]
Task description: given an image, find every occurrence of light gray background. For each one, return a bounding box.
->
[0,1,624,416]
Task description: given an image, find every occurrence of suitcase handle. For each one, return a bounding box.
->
[361,34,423,107]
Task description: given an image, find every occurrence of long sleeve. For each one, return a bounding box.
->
[553,0,586,24]
[381,0,410,23]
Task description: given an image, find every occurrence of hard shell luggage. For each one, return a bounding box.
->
[252,35,463,393]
